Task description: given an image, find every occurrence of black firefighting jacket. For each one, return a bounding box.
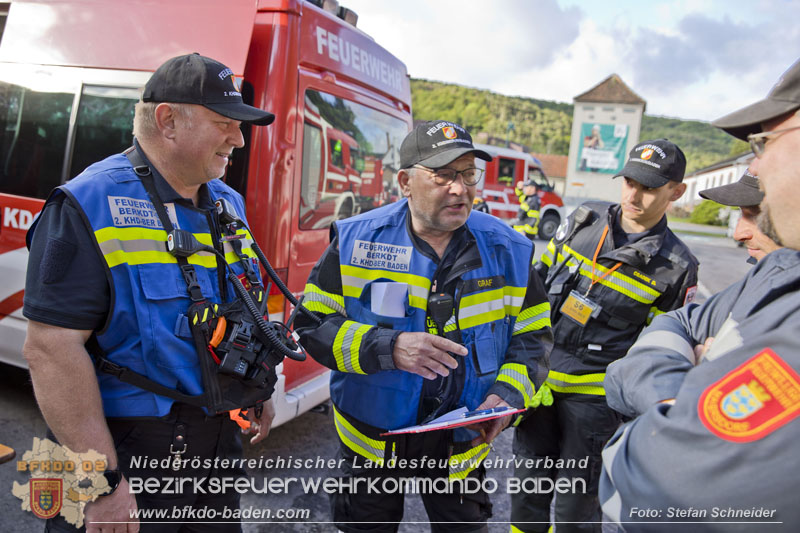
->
[537,201,698,397]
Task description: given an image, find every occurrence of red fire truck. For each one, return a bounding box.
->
[474,143,565,240]
[0,0,411,426]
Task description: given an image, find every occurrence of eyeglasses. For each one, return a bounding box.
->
[748,115,800,158]
[413,165,484,186]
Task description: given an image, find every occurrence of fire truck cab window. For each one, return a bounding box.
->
[299,89,408,230]
[498,157,516,185]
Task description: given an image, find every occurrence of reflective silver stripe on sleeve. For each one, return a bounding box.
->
[631,329,695,364]
[303,290,347,316]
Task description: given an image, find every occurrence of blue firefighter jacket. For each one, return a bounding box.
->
[35,152,257,417]
[331,199,542,431]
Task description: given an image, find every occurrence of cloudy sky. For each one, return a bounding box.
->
[344,0,800,121]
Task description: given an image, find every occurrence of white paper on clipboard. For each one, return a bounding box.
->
[380,406,525,436]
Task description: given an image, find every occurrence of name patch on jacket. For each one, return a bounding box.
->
[462,276,505,295]
[698,348,800,442]
[107,196,178,228]
[350,240,412,271]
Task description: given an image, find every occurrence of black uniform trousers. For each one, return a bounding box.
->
[511,396,621,533]
[332,429,491,533]
[45,403,245,533]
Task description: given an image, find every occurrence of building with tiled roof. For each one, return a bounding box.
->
[574,74,647,111]
[531,152,568,195]
[565,74,646,203]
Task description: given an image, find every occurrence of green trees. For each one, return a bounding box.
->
[410,79,745,172]
[689,200,726,226]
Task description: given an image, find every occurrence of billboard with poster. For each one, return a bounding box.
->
[577,123,628,174]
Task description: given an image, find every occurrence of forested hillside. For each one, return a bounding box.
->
[411,79,750,173]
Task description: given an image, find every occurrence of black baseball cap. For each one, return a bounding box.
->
[400,121,492,169]
[614,139,686,188]
[142,53,275,126]
[712,58,800,140]
[699,169,763,207]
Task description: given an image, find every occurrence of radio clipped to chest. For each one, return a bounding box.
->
[95,149,322,414]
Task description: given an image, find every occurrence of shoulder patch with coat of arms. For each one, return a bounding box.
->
[698,348,800,442]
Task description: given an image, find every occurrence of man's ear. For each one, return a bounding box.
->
[153,103,178,140]
[671,182,687,201]
[397,169,412,197]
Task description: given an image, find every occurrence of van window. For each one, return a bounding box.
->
[299,89,408,230]
[0,81,138,199]
[69,85,138,178]
[0,82,72,198]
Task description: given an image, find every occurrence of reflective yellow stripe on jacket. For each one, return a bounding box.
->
[545,370,606,396]
[332,320,371,374]
[302,283,347,316]
[340,264,431,310]
[333,406,394,465]
[449,443,490,480]
[458,284,527,330]
[496,363,537,408]
[513,302,551,336]
[96,226,254,269]
[560,244,662,304]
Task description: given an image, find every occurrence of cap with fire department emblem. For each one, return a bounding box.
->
[143,53,275,125]
[614,138,686,189]
[400,120,492,169]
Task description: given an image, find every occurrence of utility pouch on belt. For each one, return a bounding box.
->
[92,148,318,414]
[187,296,283,412]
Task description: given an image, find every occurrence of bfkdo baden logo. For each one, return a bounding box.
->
[12,438,110,527]
[30,478,63,519]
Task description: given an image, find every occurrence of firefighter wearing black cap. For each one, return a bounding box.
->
[23,53,277,531]
[699,168,781,263]
[295,120,552,531]
[510,139,699,533]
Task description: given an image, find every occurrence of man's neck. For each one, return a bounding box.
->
[136,140,202,205]
[410,221,454,259]
[618,213,659,234]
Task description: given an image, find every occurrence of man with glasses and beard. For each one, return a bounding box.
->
[601,58,800,531]
[294,121,552,532]
[699,168,781,263]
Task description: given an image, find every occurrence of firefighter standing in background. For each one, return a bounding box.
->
[699,168,781,263]
[22,54,277,532]
[294,120,552,532]
[511,139,699,533]
[601,57,800,532]
[513,179,541,240]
